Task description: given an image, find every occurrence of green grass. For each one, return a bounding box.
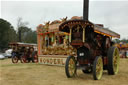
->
[0,58,128,85]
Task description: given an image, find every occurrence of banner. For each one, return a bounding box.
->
[38,56,67,66]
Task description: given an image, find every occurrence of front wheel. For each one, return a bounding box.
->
[65,56,76,78]
[12,56,18,63]
[93,56,103,80]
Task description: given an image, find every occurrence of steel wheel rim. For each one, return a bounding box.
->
[96,57,103,80]
[113,48,119,74]
[68,58,75,77]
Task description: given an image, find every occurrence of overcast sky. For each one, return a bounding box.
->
[1,0,128,39]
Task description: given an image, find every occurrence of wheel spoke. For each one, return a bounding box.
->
[68,58,75,76]
[113,48,119,74]
[93,56,103,80]
[96,58,103,79]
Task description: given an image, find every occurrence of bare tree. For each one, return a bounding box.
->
[17,17,28,42]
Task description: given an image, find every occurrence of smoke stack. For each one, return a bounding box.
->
[83,0,89,21]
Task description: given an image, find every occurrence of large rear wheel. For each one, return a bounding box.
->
[93,56,103,80]
[65,56,76,78]
[107,46,120,75]
[21,55,28,63]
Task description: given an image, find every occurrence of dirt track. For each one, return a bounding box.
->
[0,58,128,85]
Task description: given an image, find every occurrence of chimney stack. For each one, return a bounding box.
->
[83,0,89,21]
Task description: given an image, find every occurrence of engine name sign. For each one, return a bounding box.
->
[38,55,67,66]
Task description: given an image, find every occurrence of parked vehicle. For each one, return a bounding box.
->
[0,54,5,60]
[4,49,12,58]
[9,42,38,63]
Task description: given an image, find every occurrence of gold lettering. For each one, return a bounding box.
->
[50,59,53,64]
[54,59,57,64]
[61,59,65,65]
[40,58,42,63]
[58,59,61,64]
[47,59,49,63]
[43,58,46,63]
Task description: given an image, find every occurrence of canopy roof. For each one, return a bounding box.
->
[59,20,120,38]
[9,42,37,47]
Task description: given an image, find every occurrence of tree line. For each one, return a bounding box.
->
[113,38,128,44]
[0,18,37,52]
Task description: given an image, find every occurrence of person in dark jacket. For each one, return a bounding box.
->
[27,47,34,63]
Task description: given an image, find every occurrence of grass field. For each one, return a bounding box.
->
[0,58,128,85]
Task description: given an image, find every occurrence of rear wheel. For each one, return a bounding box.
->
[107,46,120,75]
[12,56,18,63]
[93,56,103,80]
[21,55,28,63]
[32,51,38,63]
[65,56,76,78]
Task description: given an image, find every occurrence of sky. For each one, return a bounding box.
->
[0,0,128,39]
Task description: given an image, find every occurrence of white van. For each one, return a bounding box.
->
[5,49,12,58]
